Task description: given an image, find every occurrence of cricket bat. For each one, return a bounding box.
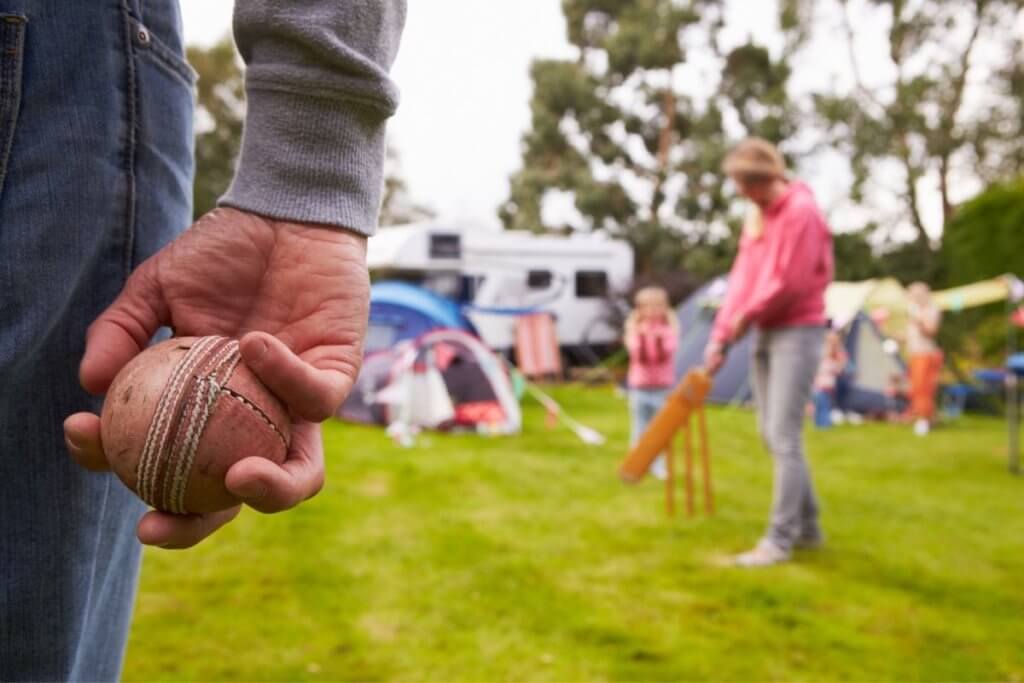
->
[619,368,712,483]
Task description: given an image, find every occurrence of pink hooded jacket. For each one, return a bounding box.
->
[626,320,678,389]
[710,181,833,344]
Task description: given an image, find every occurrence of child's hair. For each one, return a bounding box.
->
[625,286,678,336]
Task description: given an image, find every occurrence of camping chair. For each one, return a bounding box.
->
[619,369,714,518]
[514,312,562,381]
[939,384,971,420]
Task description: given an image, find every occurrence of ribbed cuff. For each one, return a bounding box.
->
[219,85,387,236]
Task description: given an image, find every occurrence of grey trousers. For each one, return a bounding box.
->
[750,326,826,551]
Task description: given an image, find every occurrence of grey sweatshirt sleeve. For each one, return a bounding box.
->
[219,1,407,236]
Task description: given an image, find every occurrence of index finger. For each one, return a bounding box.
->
[80,261,168,395]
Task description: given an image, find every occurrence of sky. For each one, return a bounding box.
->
[178,1,1011,239]
[179,1,575,229]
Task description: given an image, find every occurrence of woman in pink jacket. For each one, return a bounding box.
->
[704,138,834,567]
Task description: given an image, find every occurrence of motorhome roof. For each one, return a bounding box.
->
[368,222,632,271]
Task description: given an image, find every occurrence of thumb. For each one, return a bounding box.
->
[80,260,168,395]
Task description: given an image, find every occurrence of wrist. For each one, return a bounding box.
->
[243,208,369,254]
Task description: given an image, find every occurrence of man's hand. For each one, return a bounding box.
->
[63,207,369,549]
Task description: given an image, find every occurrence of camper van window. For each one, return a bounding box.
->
[429,233,461,259]
[527,270,552,290]
[575,270,608,298]
[457,275,483,303]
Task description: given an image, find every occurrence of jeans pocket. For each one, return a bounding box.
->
[130,16,197,91]
[0,14,26,199]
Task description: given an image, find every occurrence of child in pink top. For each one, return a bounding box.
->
[625,287,679,480]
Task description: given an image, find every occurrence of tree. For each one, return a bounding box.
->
[937,178,1024,364]
[833,228,884,281]
[500,0,808,280]
[188,38,245,220]
[813,0,1024,254]
[942,177,1024,286]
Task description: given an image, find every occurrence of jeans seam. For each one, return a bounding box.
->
[120,1,138,281]
[67,476,113,680]
[0,14,27,202]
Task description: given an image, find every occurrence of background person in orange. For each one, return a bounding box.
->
[906,282,943,436]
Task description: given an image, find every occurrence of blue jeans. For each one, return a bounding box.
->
[0,2,194,679]
[629,387,670,474]
[812,389,833,429]
[628,387,671,446]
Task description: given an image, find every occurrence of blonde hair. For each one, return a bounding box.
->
[724,138,787,241]
[722,137,787,181]
[743,205,764,240]
[625,286,679,336]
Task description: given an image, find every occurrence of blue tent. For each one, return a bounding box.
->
[675,278,755,404]
[366,281,477,352]
[676,277,904,413]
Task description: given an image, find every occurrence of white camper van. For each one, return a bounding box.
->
[367,222,634,355]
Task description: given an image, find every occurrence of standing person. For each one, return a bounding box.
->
[906,282,943,436]
[625,287,680,480]
[703,138,834,567]
[0,2,406,680]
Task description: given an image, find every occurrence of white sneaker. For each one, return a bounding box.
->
[734,539,791,568]
[830,409,845,425]
[846,412,864,425]
[914,419,930,437]
[649,455,668,481]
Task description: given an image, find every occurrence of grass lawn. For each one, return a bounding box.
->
[124,385,1024,681]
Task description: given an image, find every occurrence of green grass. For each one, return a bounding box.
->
[124,386,1024,681]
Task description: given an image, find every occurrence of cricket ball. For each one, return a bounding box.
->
[101,335,291,514]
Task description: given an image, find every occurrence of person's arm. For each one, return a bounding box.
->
[920,307,942,338]
[709,246,751,346]
[222,0,407,234]
[657,322,679,357]
[739,210,826,326]
[624,315,641,355]
[65,3,407,550]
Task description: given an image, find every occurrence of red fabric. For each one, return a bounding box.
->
[515,313,561,377]
[432,342,458,370]
[454,401,506,425]
[909,351,943,420]
[711,182,833,344]
[626,320,678,389]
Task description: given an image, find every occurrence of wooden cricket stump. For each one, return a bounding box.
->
[620,369,714,518]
